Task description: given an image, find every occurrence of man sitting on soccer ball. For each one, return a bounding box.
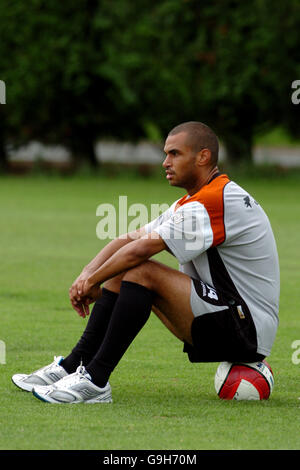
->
[12,121,280,404]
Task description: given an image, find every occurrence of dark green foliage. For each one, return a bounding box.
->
[0,0,299,168]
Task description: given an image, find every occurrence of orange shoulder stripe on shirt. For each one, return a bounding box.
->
[175,174,230,246]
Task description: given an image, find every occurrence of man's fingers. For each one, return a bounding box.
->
[71,300,86,318]
[69,280,84,300]
[83,303,90,317]
[76,280,85,296]
[69,278,94,318]
[69,284,78,302]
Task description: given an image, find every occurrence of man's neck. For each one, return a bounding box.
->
[186,166,220,196]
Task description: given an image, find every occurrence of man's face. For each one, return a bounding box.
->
[163,132,198,188]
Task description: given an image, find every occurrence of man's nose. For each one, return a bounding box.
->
[162,155,170,168]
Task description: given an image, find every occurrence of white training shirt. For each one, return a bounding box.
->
[144,174,280,357]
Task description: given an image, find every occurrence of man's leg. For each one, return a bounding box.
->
[61,287,119,373]
[85,260,194,387]
[12,281,122,392]
[107,260,194,344]
[61,272,128,373]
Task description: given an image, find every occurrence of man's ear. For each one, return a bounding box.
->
[196,148,211,166]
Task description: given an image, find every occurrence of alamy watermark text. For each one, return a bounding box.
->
[0,340,6,364]
[291,80,300,105]
[0,80,6,104]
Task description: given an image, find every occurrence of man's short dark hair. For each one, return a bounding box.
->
[168,121,219,166]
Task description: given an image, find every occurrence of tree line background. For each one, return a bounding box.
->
[0,0,299,171]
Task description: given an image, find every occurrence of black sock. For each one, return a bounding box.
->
[86,281,153,388]
[61,288,119,374]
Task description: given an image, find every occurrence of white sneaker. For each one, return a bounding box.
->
[11,356,68,392]
[32,365,112,404]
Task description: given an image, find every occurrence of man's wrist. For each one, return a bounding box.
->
[81,266,93,277]
[86,274,99,289]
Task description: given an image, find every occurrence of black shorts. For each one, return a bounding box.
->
[184,278,265,363]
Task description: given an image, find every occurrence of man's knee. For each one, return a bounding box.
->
[103,273,125,293]
[123,261,155,290]
[103,262,154,292]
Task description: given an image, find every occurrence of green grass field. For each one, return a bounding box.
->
[1,169,300,451]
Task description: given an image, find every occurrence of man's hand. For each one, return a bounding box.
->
[70,297,92,319]
[69,275,102,318]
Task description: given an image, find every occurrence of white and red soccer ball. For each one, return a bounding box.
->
[214,360,274,401]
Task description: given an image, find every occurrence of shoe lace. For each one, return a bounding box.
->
[53,363,87,389]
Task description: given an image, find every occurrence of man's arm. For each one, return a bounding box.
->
[77,232,166,299]
[80,227,146,278]
[69,227,165,316]
[69,198,175,317]
[69,227,147,315]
